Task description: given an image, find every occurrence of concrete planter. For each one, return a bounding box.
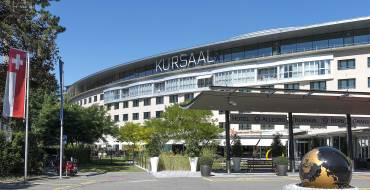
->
[232,157,241,172]
[276,164,288,176]
[200,165,211,176]
[150,157,159,173]
[189,157,198,172]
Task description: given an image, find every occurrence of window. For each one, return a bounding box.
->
[100,94,104,101]
[123,101,128,108]
[368,57,370,68]
[338,59,355,70]
[338,79,356,89]
[257,67,277,81]
[144,98,151,106]
[184,93,194,102]
[284,83,299,90]
[88,97,92,103]
[280,63,302,79]
[239,124,251,130]
[169,95,178,103]
[219,122,225,129]
[114,103,119,110]
[197,77,213,88]
[94,96,97,102]
[261,124,274,130]
[133,99,139,107]
[144,112,151,119]
[114,115,119,122]
[219,110,225,115]
[310,81,326,91]
[368,77,370,88]
[122,114,128,121]
[156,96,164,104]
[83,99,87,105]
[132,113,139,120]
[154,82,165,93]
[156,111,163,118]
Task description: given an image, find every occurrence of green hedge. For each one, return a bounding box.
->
[158,152,190,171]
[64,144,92,164]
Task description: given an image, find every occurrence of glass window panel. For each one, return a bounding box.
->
[280,43,297,54]
[329,38,343,48]
[313,39,329,50]
[258,47,272,57]
[296,41,313,52]
[354,35,370,44]
[245,49,258,59]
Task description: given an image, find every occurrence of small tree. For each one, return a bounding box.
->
[271,134,285,158]
[146,134,161,157]
[231,135,242,157]
[118,122,148,160]
[185,141,200,157]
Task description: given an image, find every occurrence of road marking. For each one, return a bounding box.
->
[203,177,299,183]
[128,179,157,183]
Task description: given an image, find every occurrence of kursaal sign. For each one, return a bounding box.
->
[155,50,215,72]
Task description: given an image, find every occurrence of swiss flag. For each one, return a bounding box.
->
[2,48,27,118]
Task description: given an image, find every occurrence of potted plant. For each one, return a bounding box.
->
[186,141,200,172]
[231,135,242,172]
[147,134,161,173]
[274,156,288,176]
[199,147,215,177]
[271,134,285,159]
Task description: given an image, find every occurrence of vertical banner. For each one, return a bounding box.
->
[3,48,27,118]
[59,59,64,179]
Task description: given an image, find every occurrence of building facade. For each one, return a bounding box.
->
[68,17,370,163]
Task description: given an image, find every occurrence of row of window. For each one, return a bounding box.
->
[113,111,164,122]
[80,94,104,105]
[107,94,194,110]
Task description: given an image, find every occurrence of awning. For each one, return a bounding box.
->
[183,86,370,115]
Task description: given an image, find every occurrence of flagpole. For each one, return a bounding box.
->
[24,52,30,181]
[59,59,64,179]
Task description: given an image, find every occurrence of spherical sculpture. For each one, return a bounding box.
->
[299,147,352,189]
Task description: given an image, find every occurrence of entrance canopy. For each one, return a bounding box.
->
[182,86,370,115]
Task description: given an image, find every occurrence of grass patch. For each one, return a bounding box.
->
[79,157,144,173]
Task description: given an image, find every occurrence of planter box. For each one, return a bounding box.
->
[150,157,159,173]
[189,157,198,172]
[276,164,288,176]
[200,165,211,176]
[232,157,241,172]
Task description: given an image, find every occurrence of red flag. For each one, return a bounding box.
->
[3,48,27,118]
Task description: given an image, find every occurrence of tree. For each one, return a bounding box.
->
[271,134,285,158]
[231,135,242,157]
[0,1,65,122]
[33,95,117,145]
[162,105,222,146]
[118,122,150,159]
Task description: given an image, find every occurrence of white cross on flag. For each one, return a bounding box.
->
[3,48,28,118]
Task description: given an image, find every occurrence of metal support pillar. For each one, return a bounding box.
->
[288,112,295,173]
[225,110,231,174]
[346,114,354,171]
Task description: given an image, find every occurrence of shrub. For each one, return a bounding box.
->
[65,144,92,164]
[274,156,288,165]
[199,147,215,166]
[159,152,190,171]
[231,135,242,157]
[185,141,200,157]
[146,134,161,157]
[271,134,285,157]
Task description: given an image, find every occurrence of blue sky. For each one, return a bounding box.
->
[49,0,370,85]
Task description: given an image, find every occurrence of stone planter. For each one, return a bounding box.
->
[232,157,241,172]
[276,164,288,176]
[200,165,211,176]
[150,157,159,173]
[189,157,198,172]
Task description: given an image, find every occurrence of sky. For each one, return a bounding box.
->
[49,0,370,85]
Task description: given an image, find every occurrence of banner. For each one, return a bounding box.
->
[3,48,27,118]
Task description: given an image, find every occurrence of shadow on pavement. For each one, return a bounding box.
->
[0,181,37,189]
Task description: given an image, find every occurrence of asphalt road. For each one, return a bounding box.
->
[1,172,370,190]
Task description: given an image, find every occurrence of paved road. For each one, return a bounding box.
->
[1,172,370,190]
